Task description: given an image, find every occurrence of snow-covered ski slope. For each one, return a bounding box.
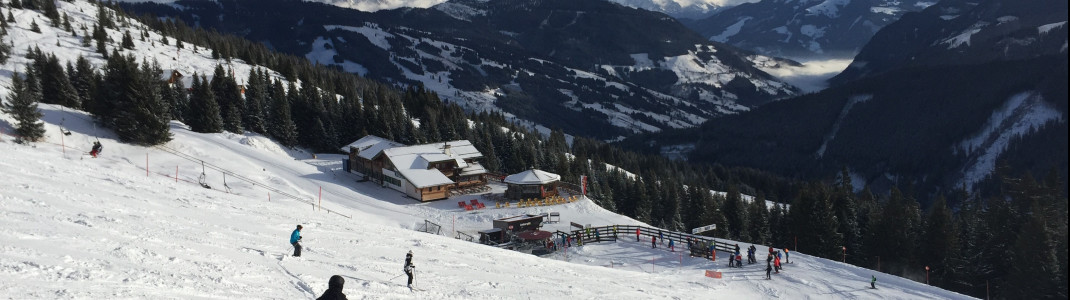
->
[0,1,970,299]
[1,107,975,299]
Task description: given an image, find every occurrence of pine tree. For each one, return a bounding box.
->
[42,0,59,24]
[210,65,241,133]
[29,19,40,33]
[2,74,46,142]
[120,30,135,50]
[724,184,749,240]
[267,79,297,146]
[919,195,957,287]
[185,74,223,133]
[834,167,862,263]
[71,55,95,112]
[41,54,80,108]
[1005,201,1062,298]
[9,0,21,10]
[748,192,772,245]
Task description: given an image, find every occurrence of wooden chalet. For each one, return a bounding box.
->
[342,135,488,202]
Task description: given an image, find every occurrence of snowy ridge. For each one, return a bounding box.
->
[956,92,1064,190]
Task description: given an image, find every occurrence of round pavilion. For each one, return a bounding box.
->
[503,169,561,200]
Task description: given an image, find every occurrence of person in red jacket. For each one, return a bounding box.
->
[651,235,657,249]
[636,228,641,241]
[774,254,782,273]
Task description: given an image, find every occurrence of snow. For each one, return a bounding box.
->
[0,106,974,300]
[805,0,849,18]
[0,3,978,297]
[305,37,370,76]
[871,7,903,15]
[800,24,827,39]
[941,22,989,49]
[957,92,1064,190]
[711,17,752,43]
[1038,21,1068,35]
[324,24,394,50]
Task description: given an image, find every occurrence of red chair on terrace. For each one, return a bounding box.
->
[465,205,474,211]
[458,201,466,208]
[470,199,480,206]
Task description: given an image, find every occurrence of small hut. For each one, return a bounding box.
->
[503,169,560,200]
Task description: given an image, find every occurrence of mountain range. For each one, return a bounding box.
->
[123,0,797,140]
[685,0,935,60]
[623,0,1068,197]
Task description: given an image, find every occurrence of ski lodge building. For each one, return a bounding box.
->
[342,135,488,201]
[503,169,561,200]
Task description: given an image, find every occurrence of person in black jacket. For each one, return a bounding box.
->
[404,251,415,288]
[316,275,347,300]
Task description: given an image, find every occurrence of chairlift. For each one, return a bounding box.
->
[198,161,212,189]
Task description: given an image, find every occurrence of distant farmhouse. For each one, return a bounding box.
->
[342,135,488,201]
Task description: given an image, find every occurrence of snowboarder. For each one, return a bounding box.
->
[316,275,347,300]
[290,225,303,257]
[404,251,416,289]
[89,141,102,158]
[870,275,876,289]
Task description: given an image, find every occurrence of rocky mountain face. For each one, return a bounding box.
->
[124,0,796,140]
[684,0,933,60]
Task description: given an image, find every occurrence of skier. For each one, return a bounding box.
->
[728,253,735,267]
[651,235,657,249]
[784,248,790,264]
[316,275,347,300]
[659,231,664,246]
[668,239,675,252]
[765,261,773,279]
[290,225,303,257]
[734,244,741,255]
[736,252,743,268]
[748,245,756,264]
[636,228,641,242]
[89,141,103,158]
[870,275,876,289]
[404,251,416,289]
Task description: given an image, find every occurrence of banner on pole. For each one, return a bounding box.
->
[691,224,717,234]
[582,175,589,195]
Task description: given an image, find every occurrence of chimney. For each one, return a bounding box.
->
[443,144,452,157]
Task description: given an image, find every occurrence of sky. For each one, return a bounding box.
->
[0,1,974,298]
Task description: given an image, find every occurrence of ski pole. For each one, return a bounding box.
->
[389,274,403,280]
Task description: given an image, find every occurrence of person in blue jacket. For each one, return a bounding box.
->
[291,225,303,257]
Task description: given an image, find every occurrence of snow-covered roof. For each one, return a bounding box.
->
[504,169,560,185]
[382,140,484,188]
[458,162,487,176]
[340,135,404,160]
